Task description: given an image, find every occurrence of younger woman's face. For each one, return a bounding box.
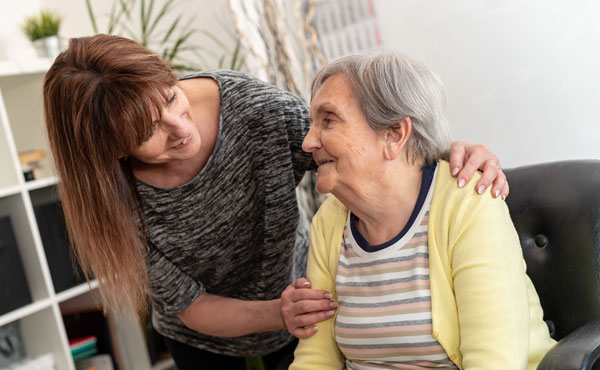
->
[130,85,201,165]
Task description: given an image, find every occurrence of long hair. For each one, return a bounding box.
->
[43,34,177,314]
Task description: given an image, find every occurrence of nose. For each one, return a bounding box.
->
[161,110,189,139]
[302,123,321,153]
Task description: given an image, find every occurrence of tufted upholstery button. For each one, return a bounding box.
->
[450,354,457,361]
[432,331,438,339]
[534,234,549,248]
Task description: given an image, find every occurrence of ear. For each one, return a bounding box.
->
[383,117,412,160]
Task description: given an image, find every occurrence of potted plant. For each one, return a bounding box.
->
[22,10,63,59]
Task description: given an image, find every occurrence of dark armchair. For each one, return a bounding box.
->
[504,160,600,370]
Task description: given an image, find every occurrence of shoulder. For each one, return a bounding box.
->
[430,160,516,248]
[432,160,491,213]
[184,70,305,104]
[312,195,348,232]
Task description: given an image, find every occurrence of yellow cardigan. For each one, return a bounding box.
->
[290,161,556,370]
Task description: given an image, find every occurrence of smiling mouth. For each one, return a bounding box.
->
[172,134,192,149]
[180,135,191,146]
[318,159,333,166]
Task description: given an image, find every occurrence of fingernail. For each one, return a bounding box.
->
[477,185,485,194]
[312,326,319,332]
[458,178,466,188]
[494,189,500,198]
[329,301,338,308]
[452,167,459,176]
[325,310,335,317]
[324,293,332,299]
[302,282,311,287]
[502,194,506,201]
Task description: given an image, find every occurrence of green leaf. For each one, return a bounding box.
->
[168,28,195,61]
[217,54,226,69]
[148,0,176,39]
[140,0,146,32]
[159,12,181,44]
[230,39,243,70]
[85,0,98,34]
[199,29,228,51]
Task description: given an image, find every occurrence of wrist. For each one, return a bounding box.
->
[273,298,286,330]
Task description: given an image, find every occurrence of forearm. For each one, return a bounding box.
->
[178,293,284,337]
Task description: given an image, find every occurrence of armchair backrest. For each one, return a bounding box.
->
[504,160,600,341]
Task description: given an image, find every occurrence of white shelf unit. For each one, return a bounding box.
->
[0,61,174,370]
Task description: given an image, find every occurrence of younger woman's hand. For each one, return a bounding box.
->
[449,141,509,200]
[280,278,337,339]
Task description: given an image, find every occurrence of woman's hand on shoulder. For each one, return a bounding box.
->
[449,141,509,200]
[280,278,337,339]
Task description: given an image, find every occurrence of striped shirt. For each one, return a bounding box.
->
[335,163,458,369]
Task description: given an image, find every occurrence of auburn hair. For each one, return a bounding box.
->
[43,34,177,314]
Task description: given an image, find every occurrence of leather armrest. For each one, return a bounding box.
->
[538,317,600,370]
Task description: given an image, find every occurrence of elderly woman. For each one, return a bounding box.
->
[290,52,556,369]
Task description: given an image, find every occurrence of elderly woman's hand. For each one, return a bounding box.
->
[280,278,337,339]
[449,141,509,200]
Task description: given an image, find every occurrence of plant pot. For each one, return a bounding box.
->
[32,35,61,60]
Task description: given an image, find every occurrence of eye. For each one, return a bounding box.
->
[323,112,336,126]
[167,91,177,106]
[144,123,158,142]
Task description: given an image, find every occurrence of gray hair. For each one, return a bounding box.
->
[311,51,451,164]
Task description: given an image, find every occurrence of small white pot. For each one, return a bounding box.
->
[32,35,61,60]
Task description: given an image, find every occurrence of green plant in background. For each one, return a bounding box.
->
[22,10,62,41]
[245,356,266,370]
[85,0,244,72]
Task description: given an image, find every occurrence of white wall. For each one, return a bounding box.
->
[374,0,600,167]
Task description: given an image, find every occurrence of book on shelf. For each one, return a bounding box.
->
[75,354,114,370]
[62,310,121,369]
[69,335,96,351]
[72,347,98,361]
[69,335,98,361]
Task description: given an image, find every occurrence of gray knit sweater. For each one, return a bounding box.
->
[137,70,315,357]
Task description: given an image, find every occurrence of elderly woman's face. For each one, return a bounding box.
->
[303,74,384,196]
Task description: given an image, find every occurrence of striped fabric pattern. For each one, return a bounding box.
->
[334,177,457,369]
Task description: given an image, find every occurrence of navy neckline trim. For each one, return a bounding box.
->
[350,162,437,253]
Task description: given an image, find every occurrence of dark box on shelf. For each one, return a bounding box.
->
[0,321,25,367]
[34,202,84,293]
[0,217,32,316]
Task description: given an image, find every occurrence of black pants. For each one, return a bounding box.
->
[164,337,298,370]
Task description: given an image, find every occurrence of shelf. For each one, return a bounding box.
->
[0,183,21,198]
[0,57,162,370]
[0,177,58,199]
[25,176,59,191]
[0,298,52,328]
[153,358,176,370]
[56,280,99,303]
[0,59,51,78]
